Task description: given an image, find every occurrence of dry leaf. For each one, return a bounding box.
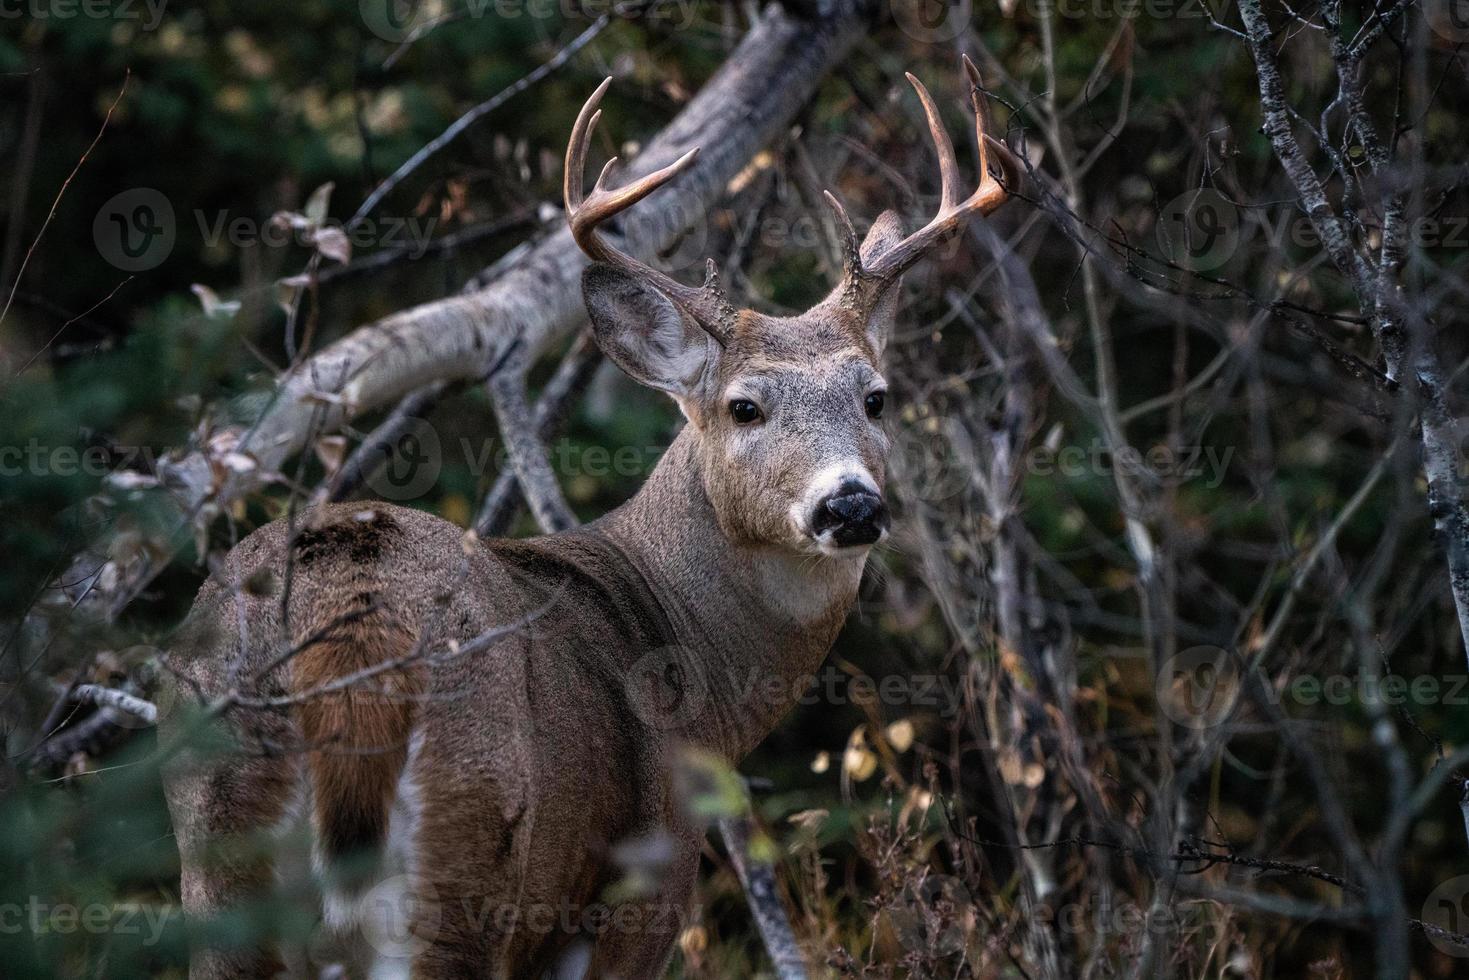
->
[314,226,351,264]
[190,283,241,319]
[304,181,334,226]
[884,718,915,753]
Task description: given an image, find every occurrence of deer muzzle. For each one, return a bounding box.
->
[811,480,890,549]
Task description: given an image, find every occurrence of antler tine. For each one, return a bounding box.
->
[904,72,963,212]
[570,149,701,260]
[857,59,1020,285]
[821,190,864,279]
[963,55,991,194]
[564,78,735,345]
[563,78,608,216]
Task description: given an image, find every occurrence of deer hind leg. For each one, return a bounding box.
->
[580,895,689,980]
[583,844,699,980]
[163,733,305,979]
[391,744,539,980]
[401,799,529,979]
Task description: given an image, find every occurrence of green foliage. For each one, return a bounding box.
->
[5,0,1469,976]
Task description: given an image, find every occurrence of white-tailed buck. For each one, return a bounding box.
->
[163,57,1016,978]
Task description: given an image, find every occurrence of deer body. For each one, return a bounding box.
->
[164,434,854,978]
[163,62,1015,978]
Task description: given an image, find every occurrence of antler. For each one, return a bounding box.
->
[565,78,737,346]
[825,55,1021,293]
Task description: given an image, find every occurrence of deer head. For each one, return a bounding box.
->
[567,58,1019,557]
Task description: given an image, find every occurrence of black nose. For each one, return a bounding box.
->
[811,481,889,547]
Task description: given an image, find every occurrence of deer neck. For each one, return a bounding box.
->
[597,425,866,760]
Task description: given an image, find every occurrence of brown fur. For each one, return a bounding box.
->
[294,607,422,867]
[159,187,979,977]
[289,508,426,870]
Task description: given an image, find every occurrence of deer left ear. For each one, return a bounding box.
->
[582,263,717,405]
[859,210,906,355]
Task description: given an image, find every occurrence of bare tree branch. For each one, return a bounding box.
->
[476,331,603,536]
[63,2,869,621]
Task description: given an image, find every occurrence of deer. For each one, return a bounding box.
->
[161,56,1017,980]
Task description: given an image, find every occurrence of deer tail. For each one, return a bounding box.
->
[292,598,423,890]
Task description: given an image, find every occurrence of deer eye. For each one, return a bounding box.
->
[729,399,763,425]
[864,391,886,420]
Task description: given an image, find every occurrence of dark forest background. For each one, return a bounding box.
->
[4,0,1469,976]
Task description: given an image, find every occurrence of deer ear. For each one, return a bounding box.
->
[859,210,906,355]
[582,263,715,402]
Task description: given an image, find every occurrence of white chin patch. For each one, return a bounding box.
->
[813,524,888,555]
